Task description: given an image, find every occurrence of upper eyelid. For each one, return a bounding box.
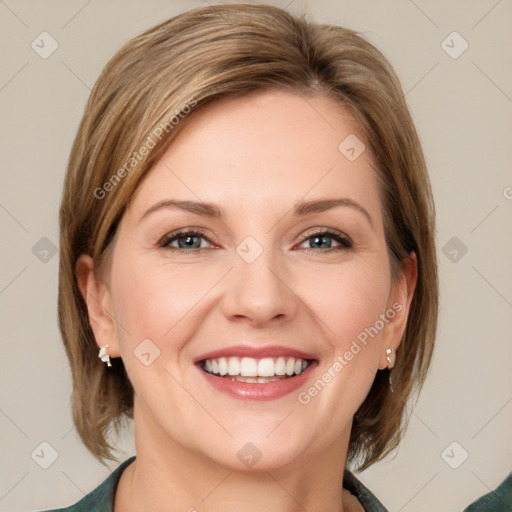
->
[297,226,352,242]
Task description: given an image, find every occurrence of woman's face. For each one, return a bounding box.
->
[82,89,414,472]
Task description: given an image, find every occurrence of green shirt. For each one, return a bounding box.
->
[39,456,512,511]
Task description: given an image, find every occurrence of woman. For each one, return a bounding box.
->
[42,3,509,511]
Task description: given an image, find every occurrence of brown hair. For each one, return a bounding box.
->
[58,3,438,471]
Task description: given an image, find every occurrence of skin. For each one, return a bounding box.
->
[77,89,417,512]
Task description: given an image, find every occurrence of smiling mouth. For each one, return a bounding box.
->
[198,355,313,384]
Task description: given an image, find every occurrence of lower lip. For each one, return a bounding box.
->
[196,361,318,401]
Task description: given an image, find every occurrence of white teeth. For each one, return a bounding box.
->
[218,357,228,376]
[258,357,275,377]
[240,357,258,377]
[286,358,295,376]
[275,357,286,375]
[229,375,282,383]
[201,356,311,378]
[228,358,239,375]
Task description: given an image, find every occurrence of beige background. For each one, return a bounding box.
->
[1,1,511,511]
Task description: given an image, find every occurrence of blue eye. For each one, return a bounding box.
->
[159,230,211,252]
[297,230,353,251]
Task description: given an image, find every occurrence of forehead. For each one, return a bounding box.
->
[127,89,381,225]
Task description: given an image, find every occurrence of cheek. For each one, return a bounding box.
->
[297,261,391,419]
[300,257,391,347]
[110,257,221,349]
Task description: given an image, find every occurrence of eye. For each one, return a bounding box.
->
[296,229,353,251]
[159,229,213,253]
[158,227,353,254]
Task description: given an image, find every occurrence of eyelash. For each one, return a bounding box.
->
[158,228,353,254]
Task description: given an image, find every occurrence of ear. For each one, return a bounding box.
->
[75,254,121,358]
[378,252,418,369]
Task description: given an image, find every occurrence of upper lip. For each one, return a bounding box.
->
[193,344,317,363]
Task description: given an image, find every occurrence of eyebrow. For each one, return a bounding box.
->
[139,198,374,229]
[294,198,374,229]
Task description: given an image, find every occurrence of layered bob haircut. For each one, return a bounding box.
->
[58,3,438,471]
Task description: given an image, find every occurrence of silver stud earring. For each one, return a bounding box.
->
[98,345,112,367]
[386,348,396,369]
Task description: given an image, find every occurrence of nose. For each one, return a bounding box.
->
[221,246,299,327]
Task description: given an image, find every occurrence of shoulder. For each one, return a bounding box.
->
[463,471,512,512]
[36,456,136,512]
[343,469,389,512]
[344,469,512,512]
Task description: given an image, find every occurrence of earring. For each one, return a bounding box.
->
[386,348,396,369]
[98,345,112,367]
[386,348,396,393]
